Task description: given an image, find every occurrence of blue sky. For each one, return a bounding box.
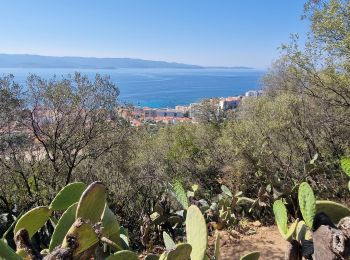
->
[0,0,308,68]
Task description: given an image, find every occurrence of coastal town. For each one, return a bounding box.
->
[119,89,263,126]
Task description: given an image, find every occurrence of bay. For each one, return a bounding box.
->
[0,68,265,108]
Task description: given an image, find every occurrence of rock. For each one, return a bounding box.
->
[252,220,262,227]
[229,229,240,238]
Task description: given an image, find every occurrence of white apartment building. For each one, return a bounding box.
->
[245,90,263,97]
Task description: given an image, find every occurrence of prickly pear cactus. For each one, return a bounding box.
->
[171,180,189,209]
[160,243,192,260]
[341,157,350,177]
[14,206,52,239]
[102,206,121,245]
[49,202,78,251]
[220,208,237,229]
[298,182,316,228]
[285,220,298,241]
[192,184,199,193]
[273,200,298,241]
[240,251,260,260]
[49,182,86,211]
[341,157,350,191]
[316,200,350,224]
[0,181,127,260]
[0,239,21,260]
[61,218,99,256]
[0,181,215,260]
[76,181,107,223]
[163,231,176,250]
[221,185,233,197]
[186,205,208,260]
[145,254,160,260]
[214,233,220,260]
[105,250,139,260]
[273,200,288,236]
[119,226,130,250]
[295,220,312,241]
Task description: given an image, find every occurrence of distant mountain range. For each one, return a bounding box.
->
[0,54,253,70]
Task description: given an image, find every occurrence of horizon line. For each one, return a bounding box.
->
[0,52,261,70]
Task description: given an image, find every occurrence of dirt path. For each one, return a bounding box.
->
[217,226,288,260]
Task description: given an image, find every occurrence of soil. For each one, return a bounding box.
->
[140,224,288,260]
[212,225,288,260]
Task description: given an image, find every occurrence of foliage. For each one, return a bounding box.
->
[49,202,78,251]
[273,200,298,241]
[0,238,21,260]
[341,157,350,191]
[1,181,255,260]
[163,231,176,250]
[106,250,139,260]
[273,200,287,237]
[207,185,260,230]
[0,182,126,259]
[49,182,86,211]
[170,181,189,209]
[240,251,260,260]
[186,205,208,260]
[2,1,350,257]
[315,200,350,224]
[341,157,350,178]
[214,233,220,260]
[14,206,52,239]
[273,179,350,257]
[159,243,192,260]
[298,182,316,229]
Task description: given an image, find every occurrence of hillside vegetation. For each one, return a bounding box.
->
[1,0,350,259]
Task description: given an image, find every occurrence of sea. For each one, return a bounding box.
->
[0,68,265,108]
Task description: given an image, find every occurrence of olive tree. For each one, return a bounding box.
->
[23,73,122,186]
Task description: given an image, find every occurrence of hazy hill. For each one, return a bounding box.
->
[0,54,203,69]
[0,54,253,69]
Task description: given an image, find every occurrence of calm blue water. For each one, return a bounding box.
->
[0,68,265,108]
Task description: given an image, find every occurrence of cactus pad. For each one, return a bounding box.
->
[102,206,120,245]
[214,232,220,259]
[172,180,189,209]
[186,205,207,260]
[49,202,78,252]
[61,218,99,256]
[163,231,176,250]
[160,243,192,260]
[221,185,233,197]
[284,219,298,241]
[298,182,316,228]
[341,157,350,177]
[295,220,308,241]
[76,181,106,223]
[49,182,86,211]
[106,250,139,260]
[119,226,130,249]
[14,206,52,239]
[0,239,21,260]
[240,251,260,260]
[316,200,350,224]
[273,200,288,236]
